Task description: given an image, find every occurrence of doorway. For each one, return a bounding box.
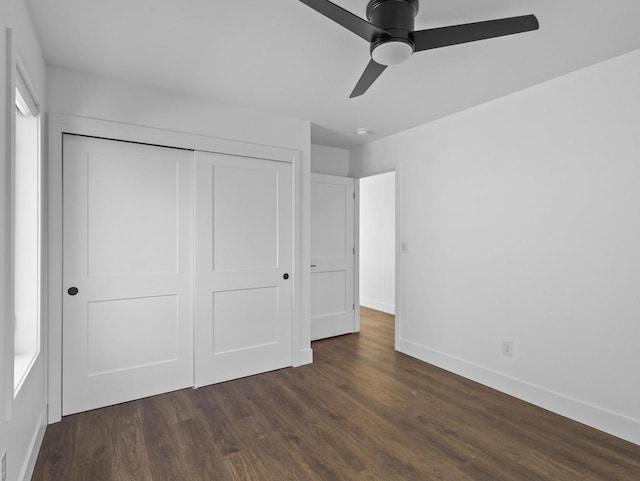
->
[358,171,396,333]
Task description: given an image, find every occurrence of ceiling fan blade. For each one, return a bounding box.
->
[350,60,387,98]
[298,0,387,42]
[412,14,539,52]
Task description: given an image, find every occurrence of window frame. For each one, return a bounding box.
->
[6,29,43,402]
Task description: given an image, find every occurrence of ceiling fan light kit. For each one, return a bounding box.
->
[299,0,539,97]
[371,40,413,66]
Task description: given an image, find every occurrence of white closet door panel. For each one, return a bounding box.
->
[212,287,279,353]
[194,151,292,387]
[212,165,279,270]
[311,174,355,340]
[86,154,179,277]
[63,135,194,415]
[86,295,179,375]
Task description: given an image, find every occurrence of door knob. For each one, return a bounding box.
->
[283,273,289,280]
[67,287,79,296]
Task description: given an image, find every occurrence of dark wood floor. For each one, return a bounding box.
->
[33,307,639,480]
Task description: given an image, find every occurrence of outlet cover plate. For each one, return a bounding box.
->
[502,340,514,357]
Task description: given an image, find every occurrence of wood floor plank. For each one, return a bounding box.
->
[31,307,640,480]
[139,395,204,481]
[110,402,154,481]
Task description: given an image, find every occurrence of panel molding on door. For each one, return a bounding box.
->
[310,173,356,341]
[62,135,194,415]
[194,151,293,388]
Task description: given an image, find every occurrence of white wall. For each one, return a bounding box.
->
[47,68,310,154]
[1,0,48,480]
[359,172,395,314]
[350,48,640,445]
[311,144,349,176]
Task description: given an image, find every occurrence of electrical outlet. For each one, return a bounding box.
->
[502,340,514,357]
[1,449,6,481]
[400,241,409,253]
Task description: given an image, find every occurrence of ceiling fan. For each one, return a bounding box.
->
[298,0,539,97]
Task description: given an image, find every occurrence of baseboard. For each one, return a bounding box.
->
[293,348,313,367]
[18,404,47,481]
[360,298,395,315]
[397,338,640,446]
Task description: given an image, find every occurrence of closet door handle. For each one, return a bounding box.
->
[283,273,290,280]
[310,264,317,267]
[67,287,79,296]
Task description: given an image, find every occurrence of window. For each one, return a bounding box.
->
[13,62,41,395]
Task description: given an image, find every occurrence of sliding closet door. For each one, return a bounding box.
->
[194,151,292,387]
[62,135,194,415]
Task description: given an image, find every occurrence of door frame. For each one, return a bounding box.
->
[353,166,402,350]
[47,113,306,423]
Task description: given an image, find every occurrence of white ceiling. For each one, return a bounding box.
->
[25,0,640,149]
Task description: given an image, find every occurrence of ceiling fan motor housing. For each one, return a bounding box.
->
[366,0,419,64]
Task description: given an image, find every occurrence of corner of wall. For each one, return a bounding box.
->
[310,144,350,177]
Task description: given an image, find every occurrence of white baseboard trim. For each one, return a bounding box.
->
[397,338,640,446]
[18,404,47,481]
[293,348,313,367]
[360,298,395,315]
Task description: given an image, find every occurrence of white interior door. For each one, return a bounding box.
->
[62,135,194,415]
[310,173,355,341]
[194,151,292,387]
